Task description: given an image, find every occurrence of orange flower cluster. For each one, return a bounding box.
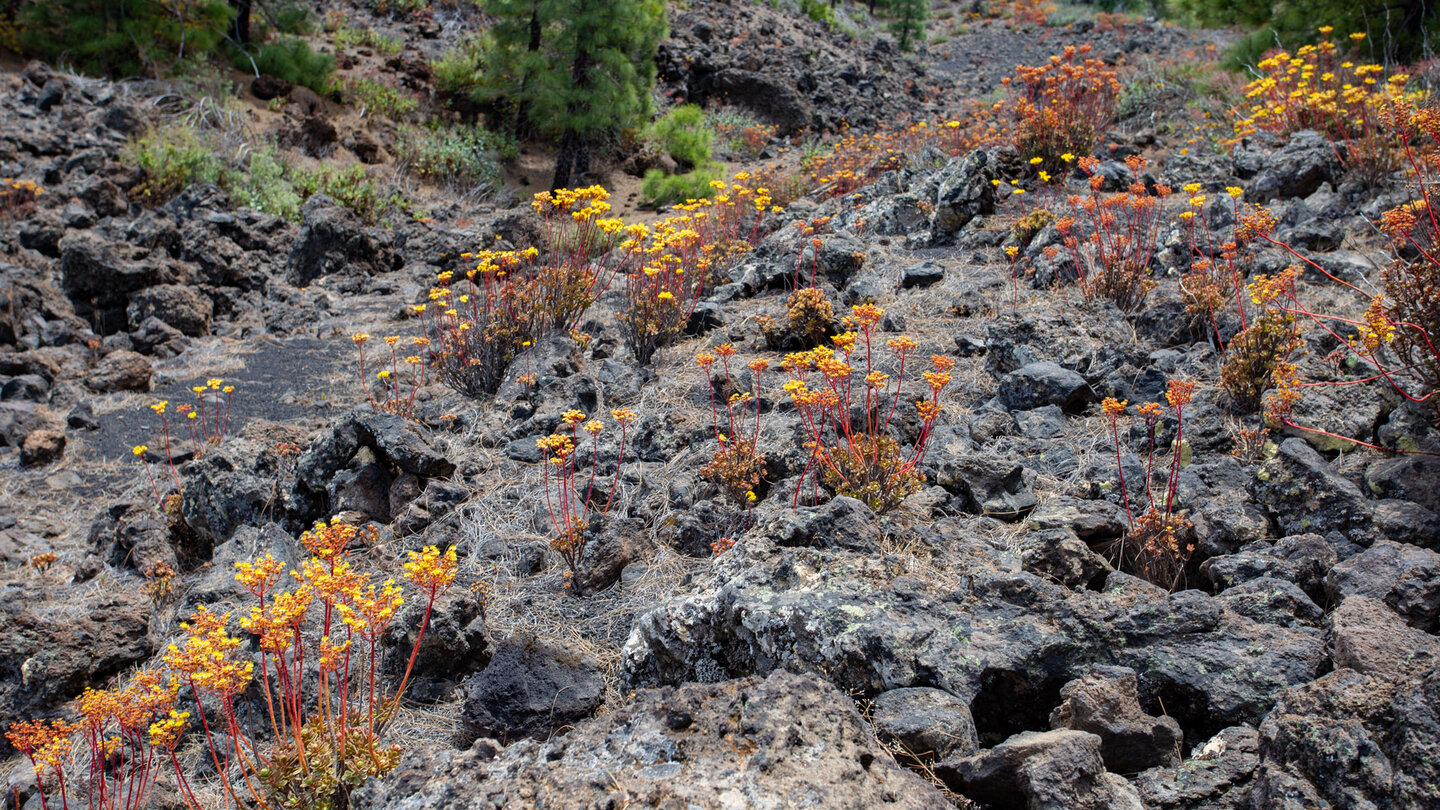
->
[1056,155,1171,311]
[775,305,953,513]
[1101,381,1200,590]
[1004,45,1120,171]
[0,177,42,220]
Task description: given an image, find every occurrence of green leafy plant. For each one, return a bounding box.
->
[645,104,714,169]
[778,304,954,514]
[889,0,928,51]
[395,124,516,192]
[335,25,404,56]
[338,76,420,119]
[641,164,725,207]
[126,125,226,203]
[293,165,413,225]
[231,146,303,220]
[240,36,336,93]
[480,0,668,187]
[431,34,486,100]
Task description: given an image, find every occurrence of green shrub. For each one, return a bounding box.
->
[338,76,419,119]
[889,0,928,51]
[335,26,403,56]
[645,105,713,169]
[396,124,515,191]
[239,37,336,93]
[642,163,725,208]
[265,1,317,35]
[431,35,486,99]
[800,0,837,26]
[231,147,303,220]
[372,0,430,14]
[293,164,412,225]
[126,125,226,203]
[20,0,233,77]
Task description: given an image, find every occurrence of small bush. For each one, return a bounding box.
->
[230,147,303,220]
[431,34,486,99]
[395,124,515,191]
[645,105,714,169]
[1006,44,1120,171]
[800,0,837,26]
[1220,310,1303,412]
[642,163,725,208]
[335,26,403,56]
[373,0,430,14]
[339,76,420,119]
[293,165,411,225]
[779,305,954,514]
[265,1,317,35]
[708,108,777,157]
[126,126,226,203]
[240,37,335,93]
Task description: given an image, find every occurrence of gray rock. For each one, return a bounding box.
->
[460,634,606,742]
[623,539,1323,742]
[331,460,393,523]
[1014,405,1066,439]
[287,195,397,286]
[1215,577,1324,628]
[1374,498,1440,548]
[754,495,883,552]
[126,284,212,336]
[929,454,1037,520]
[359,670,950,810]
[1366,454,1440,514]
[87,501,179,574]
[385,588,491,702]
[180,439,279,547]
[86,349,152,392]
[1019,528,1111,589]
[1247,130,1342,203]
[1049,666,1183,774]
[998,361,1095,413]
[1325,540,1440,632]
[872,686,979,761]
[1026,496,1128,540]
[19,429,64,467]
[1134,725,1260,810]
[1328,596,1440,678]
[932,150,997,242]
[935,729,1143,810]
[1252,438,1375,545]
[901,260,945,289]
[1250,666,1439,809]
[573,516,648,594]
[298,410,455,496]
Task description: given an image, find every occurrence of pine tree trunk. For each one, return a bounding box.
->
[552,130,578,190]
[550,44,593,190]
[513,7,543,140]
[231,0,251,44]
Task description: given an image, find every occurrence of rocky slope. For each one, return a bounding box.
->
[2,3,1440,810]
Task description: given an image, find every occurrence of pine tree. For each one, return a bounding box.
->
[483,0,667,189]
[20,0,234,77]
[889,0,927,52]
[474,0,550,138]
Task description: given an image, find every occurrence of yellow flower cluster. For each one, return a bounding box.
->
[1233,28,1419,172]
[163,606,253,697]
[403,545,458,593]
